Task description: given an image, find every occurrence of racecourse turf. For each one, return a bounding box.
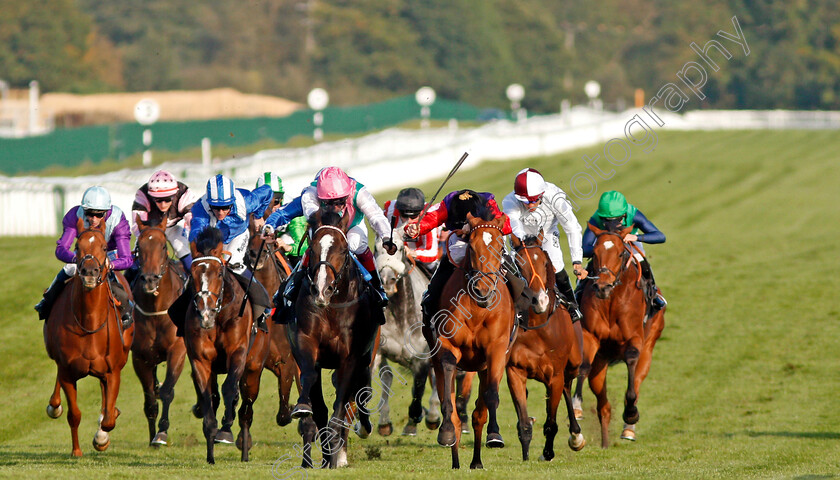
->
[1,129,838,479]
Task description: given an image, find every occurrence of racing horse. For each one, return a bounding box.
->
[507,232,584,461]
[185,227,270,463]
[373,234,441,436]
[288,210,378,469]
[44,217,134,456]
[425,212,515,469]
[247,217,298,427]
[573,223,666,447]
[131,214,189,446]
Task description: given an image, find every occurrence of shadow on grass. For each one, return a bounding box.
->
[0,445,175,467]
[746,431,840,440]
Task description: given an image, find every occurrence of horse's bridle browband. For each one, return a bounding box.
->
[308,225,352,298]
[192,255,225,316]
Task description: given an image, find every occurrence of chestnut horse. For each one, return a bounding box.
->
[288,210,378,469]
[424,213,515,470]
[507,232,584,461]
[44,218,134,457]
[131,214,190,446]
[247,218,299,427]
[573,223,665,447]
[186,227,270,464]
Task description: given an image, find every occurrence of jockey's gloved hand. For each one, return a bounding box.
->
[383,238,398,255]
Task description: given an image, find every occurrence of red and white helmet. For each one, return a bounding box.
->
[147,170,179,198]
[514,168,546,203]
[316,167,353,200]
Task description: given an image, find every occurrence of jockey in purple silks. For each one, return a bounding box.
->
[34,186,135,327]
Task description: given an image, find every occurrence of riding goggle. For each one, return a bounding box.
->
[210,205,232,212]
[601,215,626,232]
[320,198,347,208]
[400,211,421,220]
[272,194,284,206]
[84,210,106,218]
[154,196,174,204]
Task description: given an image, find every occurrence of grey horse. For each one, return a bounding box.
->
[373,234,442,436]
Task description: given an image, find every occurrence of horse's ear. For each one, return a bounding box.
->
[339,209,352,232]
[134,213,146,230]
[75,216,85,233]
[211,242,224,260]
[537,228,545,245]
[588,222,605,237]
[510,234,522,249]
[620,226,634,239]
[156,212,168,230]
[190,241,199,259]
[495,213,508,229]
[466,212,477,227]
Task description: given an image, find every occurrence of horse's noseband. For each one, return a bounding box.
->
[308,225,351,300]
[77,253,105,287]
[592,233,631,290]
[466,223,506,301]
[192,256,225,319]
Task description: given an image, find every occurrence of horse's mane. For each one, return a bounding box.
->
[522,235,541,247]
[195,227,224,255]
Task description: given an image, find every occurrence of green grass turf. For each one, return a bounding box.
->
[1,129,839,478]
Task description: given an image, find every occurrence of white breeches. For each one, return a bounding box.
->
[166,224,191,259]
[223,229,250,274]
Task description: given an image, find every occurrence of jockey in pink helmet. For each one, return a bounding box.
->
[266,166,397,325]
[130,170,198,275]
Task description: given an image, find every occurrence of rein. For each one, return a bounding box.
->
[464,223,506,304]
[513,242,556,331]
[589,232,635,289]
[307,225,355,307]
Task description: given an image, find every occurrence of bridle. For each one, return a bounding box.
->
[307,225,351,299]
[192,255,225,319]
[76,230,108,288]
[466,223,506,303]
[136,226,169,295]
[512,239,557,329]
[590,231,633,290]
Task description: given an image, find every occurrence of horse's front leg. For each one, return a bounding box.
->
[156,339,187,445]
[190,359,218,463]
[435,351,459,450]
[58,372,82,457]
[505,366,531,461]
[425,368,442,430]
[326,358,360,468]
[131,353,159,444]
[573,328,600,420]
[621,330,643,428]
[372,354,393,436]
[218,349,247,445]
[46,374,63,419]
[404,360,430,436]
[588,355,611,448]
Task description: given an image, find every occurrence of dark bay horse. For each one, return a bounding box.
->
[373,234,441,436]
[288,211,378,469]
[507,233,584,461]
[44,218,134,456]
[425,213,515,470]
[186,227,270,463]
[248,217,298,427]
[573,223,666,447]
[131,214,188,446]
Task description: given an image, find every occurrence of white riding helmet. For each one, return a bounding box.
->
[81,186,111,211]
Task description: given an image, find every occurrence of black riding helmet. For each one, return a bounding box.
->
[448,189,490,229]
[395,188,425,217]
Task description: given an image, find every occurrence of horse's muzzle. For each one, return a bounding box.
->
[593,284,613,299]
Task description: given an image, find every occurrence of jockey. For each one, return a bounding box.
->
[581,190,667,311]
[255,172,308,263]
[189,174,275,326]
[404,189,533,326]
[502,168,586,322]
[263,167,397,324]
[383,187,441,276]
[34,186,135,328]
[130,170,198,274]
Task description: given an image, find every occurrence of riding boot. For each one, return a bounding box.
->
[504,269,531,328]
[555,270,582,323]
[273,265,305,324]
[421,260,455,324]
[573,260,593,305]
[232,268,272,332]
[123,260,140,288]
[108,271,134,329]
[35,269,72,320]
[179,254,192,277]
[357,249,388,308]
[639,259,667,311]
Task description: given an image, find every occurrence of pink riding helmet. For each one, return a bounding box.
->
[316,167,353,200]
[148,170,179,198]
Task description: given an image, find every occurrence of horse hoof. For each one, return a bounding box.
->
[93,430,110,451]
[276,410,292,427]
[469,461,484,469]
[236,433,252,452]
[568,432,586,451]
[573,408,584,420]
[621,429,636,441]
[485,433,504,448]
[539,452,555,462]
[46,404,63,419]
[425,417,441,430]
[623,408,639,425]
[336,448,348,468]
[437,429,456,447]
[401,423,417,436]
[291,403,313,419]
[151,431,168,446]
[378,423,393,437]
[191,403,202,419]
[354,421,371,439]
[214,430,235,444]
[461,425,471,434]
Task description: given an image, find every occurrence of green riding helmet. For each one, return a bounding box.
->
[256,172,284,194]
[596,191,628,219]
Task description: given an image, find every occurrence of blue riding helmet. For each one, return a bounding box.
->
[206,174,236,207]
[81,186,111,210]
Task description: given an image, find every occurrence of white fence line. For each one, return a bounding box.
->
[1,107,837,236]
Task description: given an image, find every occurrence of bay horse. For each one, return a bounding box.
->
[247,217,299,427]
[373,234,441,436]
[44,217,134,457]
[573,223,665,447]
[288,210,378,469]
[424,212,515,469]
[131,214,189,446]
[507,232,584,461]
[186,227,270,464]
